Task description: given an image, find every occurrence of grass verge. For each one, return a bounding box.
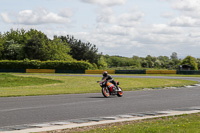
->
[43,113,200,133]
[0,73,62,87]
[0,73,198,97]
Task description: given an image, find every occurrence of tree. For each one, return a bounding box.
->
[1,29,74,61]
[141,60,148,68]
[97,56,108,69]
[154,60,162,68]
[3,40,24,60]
[24,29,49,60]
[157,56,170,68]
[47,38,73,61]
[170,52,180,69]
[1,29,27,60]
[170,52,178,60]
[4,29,28,45]
[132,56,141,68]
[145,55,155,68]
[59,35,99,64]
[197,58,200,70]
[180,56,198,70]
[0,34,4,59]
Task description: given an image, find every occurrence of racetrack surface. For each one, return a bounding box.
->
[0,75,200,128]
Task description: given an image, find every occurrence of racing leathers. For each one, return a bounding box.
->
[102,74,118,92]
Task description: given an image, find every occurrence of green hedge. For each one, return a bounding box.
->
[0,60,93,70]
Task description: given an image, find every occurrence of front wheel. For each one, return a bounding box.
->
[102,87,110,98]
[117,87,123,97]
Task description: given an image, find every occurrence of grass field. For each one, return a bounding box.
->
[58,113,200,133]
[0,73,198,97]
[0,73,62,87]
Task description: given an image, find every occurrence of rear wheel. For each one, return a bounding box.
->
[102,87,110,98]
[117,87,123,97]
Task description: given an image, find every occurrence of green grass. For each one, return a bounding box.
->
[69,113,200,133]
[0,73,198,97]
[0,73,62,87]
[119,78,197,91]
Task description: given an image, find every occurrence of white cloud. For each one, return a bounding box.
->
[169,16,198,27]
[19,8,71,25]
[81,0,127,6]
[0,13,12,23]
[152,24,183,34]
[173,0,200,11]
[1,8,72,25]
[96,7,144,27]
[96,7,116,24]
[117,11,144,27]
[166,0,200,27]
[96,25,128,36]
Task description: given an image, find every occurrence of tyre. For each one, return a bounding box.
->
[117,87,123,97]
[102,87,110,98]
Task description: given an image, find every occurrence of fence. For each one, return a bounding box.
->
[0,69,200,75]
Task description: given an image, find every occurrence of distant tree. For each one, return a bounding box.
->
[104,55,139,67]
[3,40,24,60]
[132,56,141,68]
[106,56,121,67]
[154,60,162,68]
[132,55,140,61]
[180,56,198,70]
[0,34,4,59]
[170,52,178,60]
[24,29,49,60]
[58,35,99,64]
[157,56,170,62]
[145,55,155,68]
[157,56,170,68]
[1,29,27,60]
[141,60,148,68]
[169,52,180,69]
[47,37,73,61]
[3,29,28,45]
[98,56,108,69]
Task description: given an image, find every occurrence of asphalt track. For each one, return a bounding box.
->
[0,75,200,128]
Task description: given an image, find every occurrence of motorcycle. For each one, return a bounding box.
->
[97,80,123,98]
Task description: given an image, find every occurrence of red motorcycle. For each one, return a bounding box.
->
[97,80,123,98]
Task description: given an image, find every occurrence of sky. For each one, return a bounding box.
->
[1,0,200,58]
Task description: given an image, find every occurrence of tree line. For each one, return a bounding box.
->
[0,29,199,70]
[102,54,199,70]
[0,29,73,61]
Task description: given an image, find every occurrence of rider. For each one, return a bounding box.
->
[102,71,119,92]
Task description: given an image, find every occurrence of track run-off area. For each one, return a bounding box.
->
[0,74,200,132]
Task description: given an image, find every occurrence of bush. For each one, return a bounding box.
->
[180,56,198,70]
[0,60,93,70]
